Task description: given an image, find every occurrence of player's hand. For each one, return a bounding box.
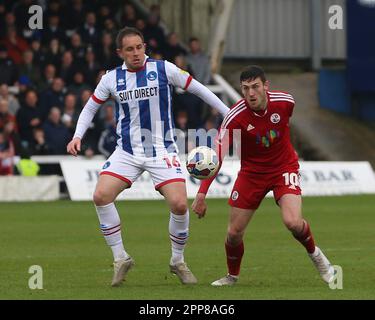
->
[191,193,207,219]
[67,137,81,156]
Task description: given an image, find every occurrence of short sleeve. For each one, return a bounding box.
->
[92,73,111,103]
[286,94,295,117]
[164,60,193,90]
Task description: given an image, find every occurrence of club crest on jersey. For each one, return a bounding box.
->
[102,161,111,169]
[231,191,239,201]
[147,71,157,81]
[270,113,281,123]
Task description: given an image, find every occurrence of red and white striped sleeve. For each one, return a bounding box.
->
[268,91,295,116]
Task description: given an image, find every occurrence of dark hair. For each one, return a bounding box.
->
[116,27,144,49]
[240,65,266,83]
[188,37,199,43]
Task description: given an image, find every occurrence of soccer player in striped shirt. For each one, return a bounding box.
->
[67,27,229,286]
[192,65,335,286]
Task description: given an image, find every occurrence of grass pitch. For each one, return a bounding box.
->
[0,195,374,300]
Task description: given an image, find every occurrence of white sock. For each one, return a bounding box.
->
[169,210,189,265]
[95,203,129,262]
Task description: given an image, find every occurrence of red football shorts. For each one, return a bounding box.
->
[228,167,302,210]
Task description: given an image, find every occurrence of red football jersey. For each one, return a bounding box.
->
[199,91,299,194]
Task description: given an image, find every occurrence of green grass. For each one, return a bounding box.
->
[0,195,374,300]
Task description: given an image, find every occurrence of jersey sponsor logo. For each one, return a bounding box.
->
[117,78,125,85]
[256,130,280,148]
[147,71,157,81]
[247,124,255,131]
[231,190,239,201]
[118,87,159,102]
[102,161,111,169]
[270,113,281,123]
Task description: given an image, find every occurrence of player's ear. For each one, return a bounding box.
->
[116,48,123,59]
[264,80,270,91]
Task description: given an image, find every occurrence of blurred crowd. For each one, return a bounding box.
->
[0,0,223,175]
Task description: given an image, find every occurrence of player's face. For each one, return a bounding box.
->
[117,35,146,70]
[241,78,269,111]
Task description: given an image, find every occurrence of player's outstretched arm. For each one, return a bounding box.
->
[186,79,229,116]
[164,61,229,116]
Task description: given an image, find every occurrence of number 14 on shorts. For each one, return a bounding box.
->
[282,172,300,190]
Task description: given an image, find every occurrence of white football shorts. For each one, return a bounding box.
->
[100,147,186,189]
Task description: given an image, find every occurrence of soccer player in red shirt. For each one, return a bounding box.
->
[192,65,335,286]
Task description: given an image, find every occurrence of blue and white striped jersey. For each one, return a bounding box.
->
[92,56,193,158]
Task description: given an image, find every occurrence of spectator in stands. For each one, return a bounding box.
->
[0,84,20,115]
[97,32,121,70]
[164,32,187,62]
[13,0,33,34]
[0,129,15,175]
[0,98,17,132]
[0,44,18,86]
[79,12,100,48]
[30,39,46,69]
[117,3,137,28]
[2,26,29,65]
[98,104,117,158]
[186,37,211,85]
[172,54,203,128]
[144,13,166,50]
[59,51,76,84]
[15,75,32,105]
[30,127,49,155]
[174,110,189,154]
[135,18,146,35]
[17,50,41,88]
[103,18,118,39]
[39,77,65,119]
[44,38,63,69]
[83,47,100,87]
[42,106,71,155]
[97,5,112,29]
[64,0,86,32]
[174,55,194,76]
[67,71,91,97]
[42,15,66,47]
[3,115,21,155]
[16,89,41,145]
[61,93,79,134]
[69,32,86,64]
[39,64,56,92]
[0,11,16,38]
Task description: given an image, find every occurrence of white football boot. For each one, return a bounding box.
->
[309,246,335,283]
[169,262,198,284]
[211,274,238,286]
[111,256,135,287]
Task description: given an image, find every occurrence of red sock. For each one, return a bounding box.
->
[293,220,316,254]
[225,241,244,276]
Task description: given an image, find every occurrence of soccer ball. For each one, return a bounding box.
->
[186,146,219,180]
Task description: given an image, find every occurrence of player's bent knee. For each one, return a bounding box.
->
[93,189,114,206]
[283,217,303,233]
[227,229,244,246]
[171,200,188,215]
